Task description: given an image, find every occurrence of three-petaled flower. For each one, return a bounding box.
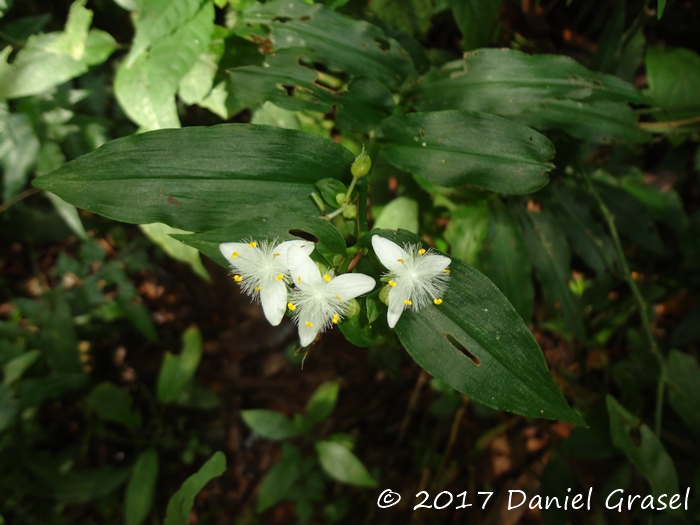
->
[219,239,314,326]
[372,236,451,328]
[287,245,376,346]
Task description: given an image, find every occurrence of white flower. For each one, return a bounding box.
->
[287,246,376,346]
[219,239,314,326]
[371,236,451,328]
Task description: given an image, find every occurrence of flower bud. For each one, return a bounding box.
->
[335,193,346,206]
[351,149,371,178]
[345,298,361,318]
[342,205,357,219]
[379,284,390,306]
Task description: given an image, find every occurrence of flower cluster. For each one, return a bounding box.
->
[219,239,375,347]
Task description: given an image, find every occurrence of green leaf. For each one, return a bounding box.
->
[646,46,700,121]
[241,0,414,89]
[369,0,433,39]
[338,296,396,348]
[0,29,116,100]
[157,327,203,404]
[368,230,584,424]
[448,0,502,51]
[115,1,214,130]
[408,48,647,143]
[20,373,88,406]
[0,112,39,201]
[657,0,666,19]
[251,102,301,130]
[306,381,340,425]
[477,202,533,322]
[315,441,376,487]
[444,201,489,265]
[125,448,159,525]
[606,396,679,499]
[2,350,40,385]
[174,211,347,268]
[34,124,355,232]
[315,178,347,208]
[375,110,554,194]
[373,197,419,234]
[0,384,17,433]
[140,223,211,281]
[241,409,302,440]
[164,451,227,525]
[46,0,92,60]
[666,350,700,437]
[86,382,142,429]
[179,25,228,108]
[256,444,300,512]
[518,208,585,339]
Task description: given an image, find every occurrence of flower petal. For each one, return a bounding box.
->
[371,236,411,272]
[276,239,314,258]
[219,242,250,264]
[418,252,451,274]
[386,286,407,328]
[327,273,376,301]
[259,280,288,326]
[298,312,322,346]
[287,245,323,286]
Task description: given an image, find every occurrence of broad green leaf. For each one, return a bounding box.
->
[157,327,202,404]
[0,384,17,432]
[477,202,534,322]
[33,124,355,232]
[374,197,419,233]
[368,230,584,424]
[2,350,40,385]
[256,444,300,512]
[125,448,159,525]
[518,208,585,339]
[369,0,433,39]
[306,381,340,424]
[115,1,214,130]
[607,396,679,500]
[178,25,228,108]
[251,102,301,130]
[45,0,92,60]
[448,0,502,51]
[444,201,489,265]
[408,48,647,143]
[646,46,700,121]
[316,441,376,487]
[241,0,414,89]
[241,409,302,440]
[175,211,347,268]
[666,350,700,437]
[140,223,211,281]
[164,451,226,525]
[86,382,142,429]
[0,112,39,201]
[0,30,116,100]
[375,110,554,194]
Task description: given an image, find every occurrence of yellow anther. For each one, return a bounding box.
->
[273,253,280,257]
[388,280,397,287]
[305,321,314,327]
[433,298,443,305]
[287,303,296,311]
[297,276,302,284]
[443,269,450,274]
[418,248,426,255]
[323,274,331,282]
[397,258,405,263]
[231,251,239,259]
[335,294,343,302]
[404,299,413,305]
[275,274,284,281]
[254,286,262,291]
[233,275,242,282]
[247,241,257,248]
[332,313,339,324]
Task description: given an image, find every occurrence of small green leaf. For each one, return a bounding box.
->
[157,327,203,404]
[164,451,227,525]
[375,110,554,194]
[125,448,159,525]
[666,350,700,437]
[646,46,700,121]
[316,178,347,208]
[140,223,211,281]
[315,441,377,487]
[256,444,300,512]
[306,381,340,424]
[607,396,679,500]
[86,382,142,429]
[241,409,303,440]
[374,197,419,233]
[0,112,40,201]
[2,350,40,385]
[45,0,92,60]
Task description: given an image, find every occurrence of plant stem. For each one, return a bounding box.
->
[0,187,42,214]
[581,169,666,435]
[324,203,351,220]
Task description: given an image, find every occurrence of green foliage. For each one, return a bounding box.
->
[157,327,203,404]
[124,449,159,525]
[646,45,700,122]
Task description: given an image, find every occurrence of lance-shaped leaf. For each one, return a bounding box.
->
[240,0,414,89]
[366,229,584,424]
[374,110,554,194]
[407,48,648,143]
[666,350,700,437]
[33,124,355,232]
